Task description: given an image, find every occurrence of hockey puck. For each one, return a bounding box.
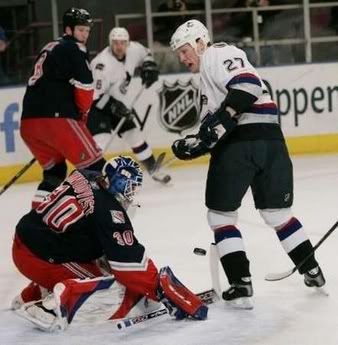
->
[193,247,207,256]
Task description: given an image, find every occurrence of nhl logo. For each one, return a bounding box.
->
[158,79,199,133]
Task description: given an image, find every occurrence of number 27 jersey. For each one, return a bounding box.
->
[199,43,278,126]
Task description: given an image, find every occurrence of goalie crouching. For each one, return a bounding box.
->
[11,156,207,332]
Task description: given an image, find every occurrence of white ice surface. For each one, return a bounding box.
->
[1,154,338,345]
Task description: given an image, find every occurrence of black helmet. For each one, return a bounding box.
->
[63,8,93,31]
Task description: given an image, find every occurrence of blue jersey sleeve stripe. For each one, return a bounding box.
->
[227,73,262,87]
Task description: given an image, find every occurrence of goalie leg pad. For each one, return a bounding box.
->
[158,266,208,320]
[54,276,117,324]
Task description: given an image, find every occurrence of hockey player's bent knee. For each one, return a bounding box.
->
[259,208,293,229]
[41,162,67,190]
[207,209,238,229]
[157,266,208,320]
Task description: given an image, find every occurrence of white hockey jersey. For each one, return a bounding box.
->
[200,43,278,126]
[90,41,153,106]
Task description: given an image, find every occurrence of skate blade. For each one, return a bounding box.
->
[314,286,329,296]
[224,297,254,310]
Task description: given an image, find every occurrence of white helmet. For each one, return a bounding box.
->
[109,27,129,43]
[170,19,210,51]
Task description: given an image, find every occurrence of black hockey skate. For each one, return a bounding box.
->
[304,266,326,288]
[222,277,253,310]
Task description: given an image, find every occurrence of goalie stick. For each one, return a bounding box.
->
[116,288,217,330]
[265,220,338,281]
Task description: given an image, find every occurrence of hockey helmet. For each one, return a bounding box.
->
[109,27,130,43]
[102,156,143,206]
[170,19,210,52]
[63,8,93,31]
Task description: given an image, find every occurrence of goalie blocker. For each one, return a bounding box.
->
[16,267,208,332]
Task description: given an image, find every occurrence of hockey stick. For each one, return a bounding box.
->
[0,158,36,196]
[103,117,128,152]
[103,85,146,152]
[209,243,222,298]
[152,127,203,173]
[265,220,338,281]
[116,288,216,330]
[149,152,166,175]
[157,156,178,171]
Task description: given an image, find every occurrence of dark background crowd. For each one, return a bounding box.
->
[0,0,338,85]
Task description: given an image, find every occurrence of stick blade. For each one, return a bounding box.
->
[264,268,296,281]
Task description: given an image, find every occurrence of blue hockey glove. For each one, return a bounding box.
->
[171,134,209,161]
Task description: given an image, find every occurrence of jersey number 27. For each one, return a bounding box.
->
[223,57,245,72]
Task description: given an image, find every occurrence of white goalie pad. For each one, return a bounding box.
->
[71,280,161,325]
[16,277,162,331]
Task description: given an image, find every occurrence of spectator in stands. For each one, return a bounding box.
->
[329,6,338,34]
[154,0,189,45]
[219,0,276,65]
[153,0,204,73]
[222,0,273,42]
[0,26,9,85]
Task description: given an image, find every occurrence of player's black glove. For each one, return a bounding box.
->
[119,72,131,95]
[171,134,209,161]
[141,60,159,88]
[198,109,237,149]
[110,99,133,120]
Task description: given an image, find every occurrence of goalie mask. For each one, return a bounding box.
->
[170,19,210,52]
[102,156,143,209]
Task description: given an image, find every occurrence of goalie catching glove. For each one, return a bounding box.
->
[140,60,159,88]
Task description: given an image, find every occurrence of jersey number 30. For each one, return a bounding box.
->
[36,184,84,233]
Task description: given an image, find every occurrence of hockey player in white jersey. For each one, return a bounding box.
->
[87,27,171,184]
[170,20,326,308]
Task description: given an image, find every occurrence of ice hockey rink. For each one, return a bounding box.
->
[0,153,338,345]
